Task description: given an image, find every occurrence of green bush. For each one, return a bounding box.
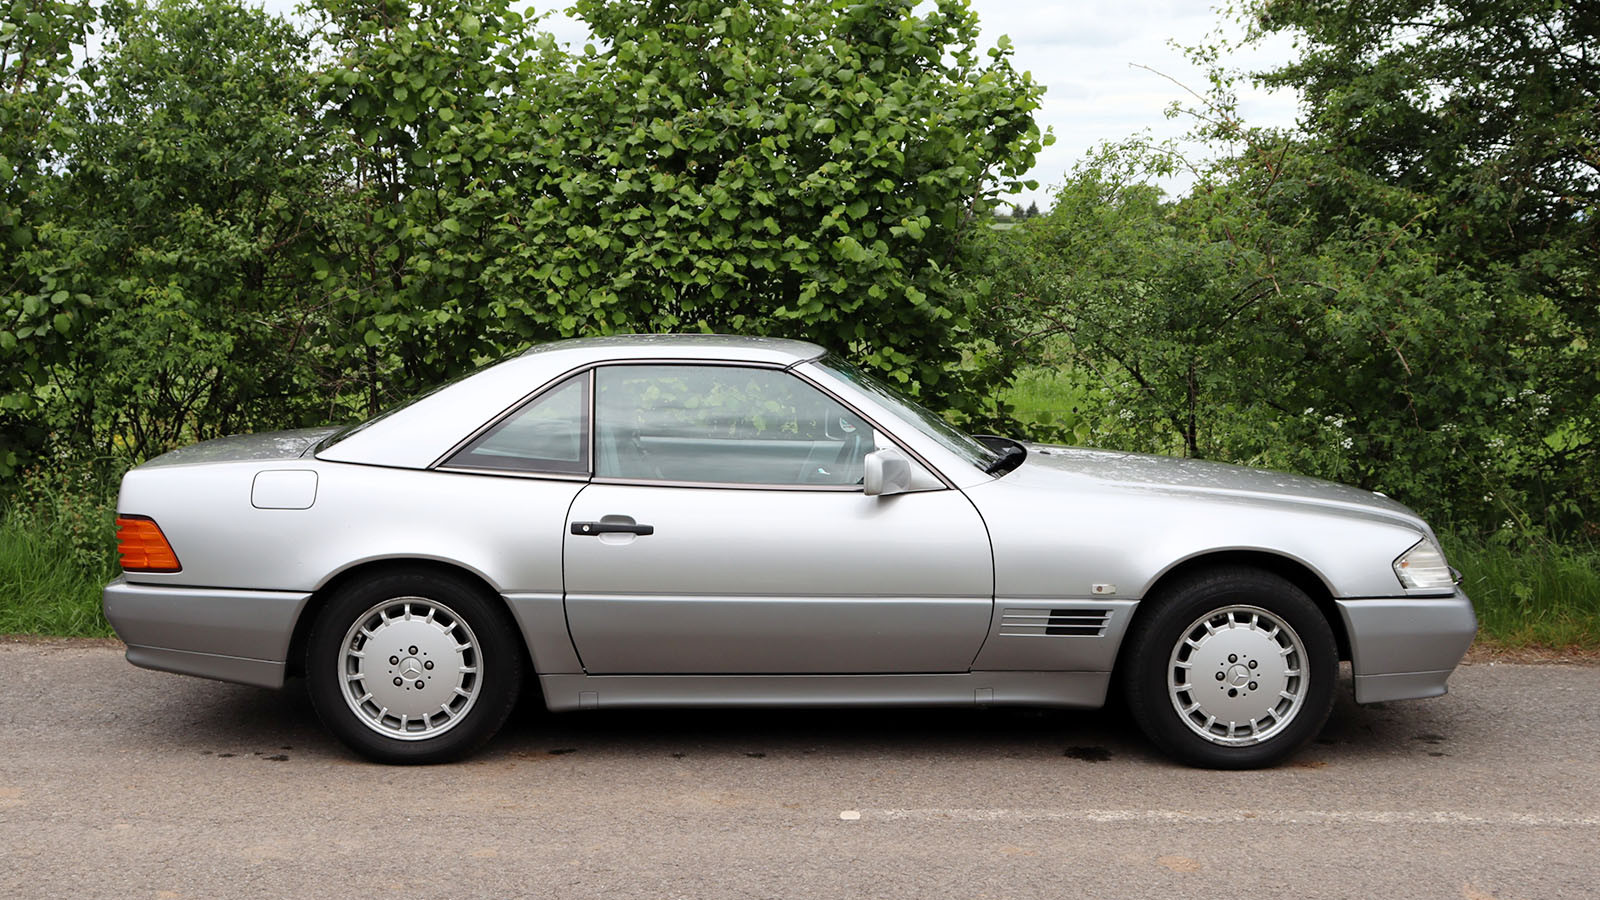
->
[1443,535,1600,651]
[981,106,1595,535]
[977,0,1596,535]
[1,0,1048,483]
[0,462,120,636]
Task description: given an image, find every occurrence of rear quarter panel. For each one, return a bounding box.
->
[117,461,582,595]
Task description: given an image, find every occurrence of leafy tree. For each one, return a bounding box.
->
[1244,0,1598,530]
[487,0,1047,417]
[1,0,1048,482]
[46,0,329,459]
[305,0,1047,421]
[308,0,559,413]
[1252,0,1597,277]
[987,69,1593,532]
[0,0,95,477]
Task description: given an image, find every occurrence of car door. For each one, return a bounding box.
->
[562,363,994,675]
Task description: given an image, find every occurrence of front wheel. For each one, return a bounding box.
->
[305,569,523,764]
[1121,567,1337,769]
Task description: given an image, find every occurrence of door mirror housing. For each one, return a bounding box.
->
[863,449,913,496]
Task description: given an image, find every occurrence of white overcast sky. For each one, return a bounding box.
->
[259,0,1303,208]
[958,0,1302,207]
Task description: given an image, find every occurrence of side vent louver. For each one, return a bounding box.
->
[999,608,1112,638]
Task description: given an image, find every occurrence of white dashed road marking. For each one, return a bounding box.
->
[850,808,1600,827]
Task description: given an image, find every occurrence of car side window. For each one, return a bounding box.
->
[595,364,873,487]
[446,372,589,474]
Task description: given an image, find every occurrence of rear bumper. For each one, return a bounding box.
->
[103,577,311,689]
[1335,588,1477,704]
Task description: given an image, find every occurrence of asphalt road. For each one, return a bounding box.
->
[1,641,1596,900]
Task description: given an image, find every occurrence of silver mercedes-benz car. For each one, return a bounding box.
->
[103,334,1476,768]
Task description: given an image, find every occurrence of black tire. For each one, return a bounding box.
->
[305,568,523,764]
[1121,566,1337,769]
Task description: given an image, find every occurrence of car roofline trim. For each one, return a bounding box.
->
[782,349,828,371]
[425,361,598,471]
[422,355,957,490]
[426,357,797,474]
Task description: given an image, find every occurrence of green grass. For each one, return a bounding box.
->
[1444,535,1600,651]
[1001,362,1099,442]
[0,515,116,637]
[0,463,119,637]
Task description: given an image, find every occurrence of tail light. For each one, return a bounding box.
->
[115,516,182,572]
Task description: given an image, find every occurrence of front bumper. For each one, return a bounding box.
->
[1335,588,1477,704]
[103,577,312,689]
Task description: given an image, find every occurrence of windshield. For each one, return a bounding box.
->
[816,356,1000,471]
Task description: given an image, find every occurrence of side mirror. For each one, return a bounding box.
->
[863,448,913,496]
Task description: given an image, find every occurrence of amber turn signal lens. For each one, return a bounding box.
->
[115,516,181,572]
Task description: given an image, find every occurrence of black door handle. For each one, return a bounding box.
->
[571,521,655,536]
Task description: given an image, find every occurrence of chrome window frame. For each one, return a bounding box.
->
[440,369,593,476]
[429,357,958,492]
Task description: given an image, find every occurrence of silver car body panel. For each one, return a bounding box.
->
[125,645,288,689]
[115,462,581,594]
[1336,589,1477,703]
[103,578,310,688]
[103,335,1476,714]
[562,483,993,673]
[1023,445,1430,525]
[138,426,337,468]
[964,446,1439,602]
[502,593,585,674]
[536,670,1112,712]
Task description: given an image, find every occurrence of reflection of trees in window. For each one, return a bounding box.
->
[595,365,869,486]
[599,366,836,441]
[447,373,589,473]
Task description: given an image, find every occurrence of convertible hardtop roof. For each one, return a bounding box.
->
[520,334,827,366]
[315,333,833,470]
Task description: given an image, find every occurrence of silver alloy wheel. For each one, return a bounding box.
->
[338,596,482,741]
[1167,604,1308,746]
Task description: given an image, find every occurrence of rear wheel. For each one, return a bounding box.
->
[305,569,523,764]
[1122,566,1337,769]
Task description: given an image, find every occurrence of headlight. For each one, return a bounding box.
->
[1393,538,1456,590]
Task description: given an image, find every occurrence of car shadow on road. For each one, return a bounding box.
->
[135,677,339,761]
[502,702,1148,761]
[155,671,1462,767]
[485,671,1455,767]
